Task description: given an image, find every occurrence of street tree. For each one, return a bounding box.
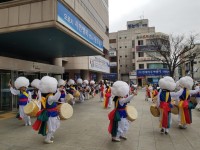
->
[145,34,200,77]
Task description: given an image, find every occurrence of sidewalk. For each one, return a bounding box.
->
[0,91,200,150]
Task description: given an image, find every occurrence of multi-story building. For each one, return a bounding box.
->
[109,19,169,86]
[102,47,118,81]
[182,44,200,81]
[0,0,109,111]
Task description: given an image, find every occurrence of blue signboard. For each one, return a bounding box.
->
[57,1,103,51]
[103,73,117,81]
[137,69,170,77]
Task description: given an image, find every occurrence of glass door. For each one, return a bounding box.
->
[0,71,12,111]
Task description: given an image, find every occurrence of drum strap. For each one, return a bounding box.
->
[117,108,125,111]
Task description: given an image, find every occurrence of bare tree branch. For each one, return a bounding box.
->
[145,34,200,77]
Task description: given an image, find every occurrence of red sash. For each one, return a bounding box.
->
[160,102,170,128]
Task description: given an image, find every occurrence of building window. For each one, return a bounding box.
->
[120,56,122,58]
[109,39,116,43]
[125,37,127,39]
[120,65,122,67]
[126,65,128,67]
[125,46,127,48]
[125,55,127,57]
[119,37,121,39]
[138,52,144,57]
[120,46,122,48]
[139,64,144,69]
[138,40,143,45]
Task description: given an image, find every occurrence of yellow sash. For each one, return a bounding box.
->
[22,91,29,98]
[178,89,190,124]
[40,94,53,109]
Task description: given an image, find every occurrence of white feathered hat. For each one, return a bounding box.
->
[58,79,66,87]
[14,76,29,90]
[39,76,58,93]
[179,76,193,89]
[77,78,83,84]
[90,80,95,85]
[31,79,40,89]
[111,81,129,97]
[175,80,181,90]
[159,76,176,91]
[68,79,75,85]
[83,80,89,85]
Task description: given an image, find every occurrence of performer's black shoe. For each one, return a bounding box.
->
[160,128,164,134]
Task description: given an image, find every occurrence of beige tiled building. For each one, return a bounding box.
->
[181,44,200,81]
[0,0,109,111]
[109,19,169,86]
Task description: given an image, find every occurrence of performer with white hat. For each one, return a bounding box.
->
[66,79,76,105]
[58,79,67,103]
[77,78,85,102]
[170,76,200,129]
[8,77,32,126]
[31,79,42,110]
[157,76,176,134]
[99,81,105,102]
[90,80,95,98]
[104,84,112,108]
[108,81,136,142]
[32,76,62,144]
[83,79,90,100]
[194,81,200,110]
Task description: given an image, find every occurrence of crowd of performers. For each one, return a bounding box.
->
[148,76,200,135]
[9,74,200,144]
[8,76,111,144]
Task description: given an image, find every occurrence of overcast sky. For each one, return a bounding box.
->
[109,0,200,36]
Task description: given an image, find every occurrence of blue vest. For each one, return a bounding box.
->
[60,90,66,99]
[116,99,127,118]
[160,90,171,103]
[46,96,58,117]
[18,91,29,106]
[179,88,190,100]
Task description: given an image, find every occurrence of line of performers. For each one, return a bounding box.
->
[8,76,99,144]
[150,76,200,135]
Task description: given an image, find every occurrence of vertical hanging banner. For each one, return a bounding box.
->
[57,1,103,51]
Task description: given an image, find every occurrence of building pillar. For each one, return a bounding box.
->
[53,58,62,80]
[82,70,89,80]
[97,73,103,83]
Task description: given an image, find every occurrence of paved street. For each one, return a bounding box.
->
[0,90,200,150]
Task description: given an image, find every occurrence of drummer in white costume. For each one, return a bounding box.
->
[170,76,200,129]
[8,77,32,126]
[108,81,136,142]
[66,79,76,105]
[90,80,95,98]
[83,80,90,100]
[58,79,67,103]
[194,82,200,110]
[31,79,42,110]
[77,78,84,102]
[33,76,62,144]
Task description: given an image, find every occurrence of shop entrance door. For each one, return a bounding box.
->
[0,71,12,112]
